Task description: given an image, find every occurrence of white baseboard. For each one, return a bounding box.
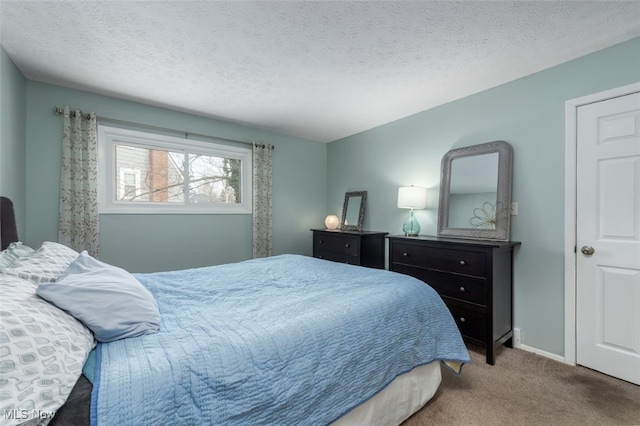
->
[519,344,566,364]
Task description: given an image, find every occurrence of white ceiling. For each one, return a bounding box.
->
[1,1,639,143]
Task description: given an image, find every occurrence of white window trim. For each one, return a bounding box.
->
[98,125,252,214]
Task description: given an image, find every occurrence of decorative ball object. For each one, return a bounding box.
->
[324,215,340,230]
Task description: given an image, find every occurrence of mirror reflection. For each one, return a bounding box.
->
[341,191,367,231]
[448,153,499,229]
[344,196,362,226]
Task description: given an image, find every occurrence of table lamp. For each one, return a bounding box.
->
[397,186,427,236]
[324,214,340,230]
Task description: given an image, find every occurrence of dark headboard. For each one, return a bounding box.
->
[1,196,19,250]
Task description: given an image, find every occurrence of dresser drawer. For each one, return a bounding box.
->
[391,243,485,277]
[391,264,486,305]
[444,299,486,343]
[313,234,360,257]
[314,250,360,265]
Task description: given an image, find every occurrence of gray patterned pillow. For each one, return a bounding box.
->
[0,273,95,425]
[3,242,79,284]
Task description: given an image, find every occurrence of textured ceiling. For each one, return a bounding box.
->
[1,1,639,143]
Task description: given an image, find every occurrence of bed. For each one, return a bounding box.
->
[0,196,470,426]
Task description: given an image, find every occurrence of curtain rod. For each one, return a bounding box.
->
[52,107,273,150]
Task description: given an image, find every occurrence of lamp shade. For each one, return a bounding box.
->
[397,186,428,209]
[324,214,340,229]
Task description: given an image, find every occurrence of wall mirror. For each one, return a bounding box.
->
[438,141,513,241]
[341,191,367,231]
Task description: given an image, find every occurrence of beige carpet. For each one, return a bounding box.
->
[403,345,640,425]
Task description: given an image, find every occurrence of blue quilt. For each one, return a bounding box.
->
[90,254,469,425]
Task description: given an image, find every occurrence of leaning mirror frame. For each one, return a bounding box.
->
[437,141,513,241]
[341,191,367,231]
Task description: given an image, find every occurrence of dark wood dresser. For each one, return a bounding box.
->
[311,229,388,269]
[388,235,520,364]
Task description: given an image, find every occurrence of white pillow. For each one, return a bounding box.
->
[37,251,161,343]
[4,241,79,283]
[0,274,95,424]
[0,241,35,271]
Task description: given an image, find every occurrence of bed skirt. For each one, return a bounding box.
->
[333,361,441,425]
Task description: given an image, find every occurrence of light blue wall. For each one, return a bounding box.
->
[25,81,326,272]
[0,47,26,238]
[327,37,640,357]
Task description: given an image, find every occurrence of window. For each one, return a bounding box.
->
[98,126,252,214]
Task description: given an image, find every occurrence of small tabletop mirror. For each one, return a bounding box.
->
[341,191,367,231]
[438,141,513,241]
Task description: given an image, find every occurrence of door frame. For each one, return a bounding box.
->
[564,81,640,366]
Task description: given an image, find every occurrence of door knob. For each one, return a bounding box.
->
[581,246,595,255]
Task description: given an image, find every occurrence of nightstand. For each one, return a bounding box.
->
[311,229,388,269]
[388,235,520,365]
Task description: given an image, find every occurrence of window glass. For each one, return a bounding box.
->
[115,145,185,203]
[187,154,241,205]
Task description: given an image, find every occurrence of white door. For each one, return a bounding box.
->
[576,91,640,385]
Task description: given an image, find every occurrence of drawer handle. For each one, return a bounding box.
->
[459,260,466,265]
[459,286,466,292]
[403,252,409,257]
[345,243,350,248]
[459,317,466,323]
[319,240,324,244]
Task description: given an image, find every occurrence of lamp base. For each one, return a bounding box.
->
[402,209,421,237]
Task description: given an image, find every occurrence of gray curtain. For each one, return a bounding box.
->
[252,143,273,258]
[58,106,99,256]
